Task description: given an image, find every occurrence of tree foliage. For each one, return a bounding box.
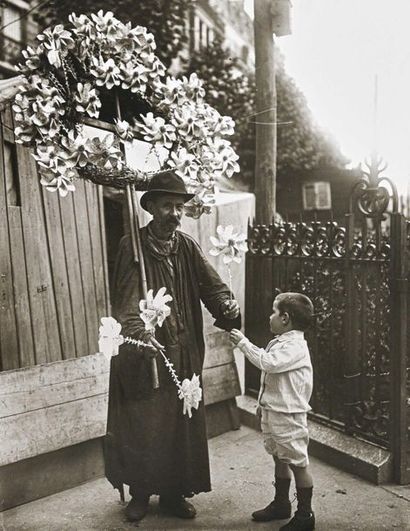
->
[187,37,256,186]
[34,0,192,68]
[188,39,348,189]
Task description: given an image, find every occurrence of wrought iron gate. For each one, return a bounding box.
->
[245,167,410,483]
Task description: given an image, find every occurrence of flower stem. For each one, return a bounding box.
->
[158,349,183,392]
[124,336,183,392]
[228,264,233,300]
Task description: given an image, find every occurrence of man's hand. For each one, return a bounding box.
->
[140,332,164,361]
[142,343,159,361]
[229,328,245,346]
[221,299,240,319]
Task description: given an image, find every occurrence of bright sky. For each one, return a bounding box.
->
[245,0,410,193]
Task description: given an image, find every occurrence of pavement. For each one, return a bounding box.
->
[1,426,410,531]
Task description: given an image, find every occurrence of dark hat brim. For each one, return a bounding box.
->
[140,190,195,211]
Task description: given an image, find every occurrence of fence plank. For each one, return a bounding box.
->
[8,207,35,368]
[42,188,76,360]
[1,394,108,466]
[0,114,18,371]
[97,186,110,314]
[85,182,108,323]
[73,180,99,355]
[59,193,89,358]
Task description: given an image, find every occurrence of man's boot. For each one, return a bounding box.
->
[125,495,150,522]
[280,486,315,530]
[252,477,292,521]
[159,494,197,519]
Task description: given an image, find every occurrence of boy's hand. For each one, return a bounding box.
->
[229,328,245,346]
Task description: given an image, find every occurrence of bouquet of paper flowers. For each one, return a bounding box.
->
[98,286,202,418]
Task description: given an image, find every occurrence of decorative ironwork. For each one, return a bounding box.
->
[246,186,402,447]
[350,154,399,217]
[248,220,347,258]
[246,163,410,480]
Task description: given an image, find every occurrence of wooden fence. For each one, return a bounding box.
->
[0,106,109,371]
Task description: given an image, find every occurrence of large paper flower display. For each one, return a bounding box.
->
[13,11,240,214]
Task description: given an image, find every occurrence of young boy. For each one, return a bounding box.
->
[230,292,315,531]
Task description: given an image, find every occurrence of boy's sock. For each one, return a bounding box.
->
[252,477,291,521]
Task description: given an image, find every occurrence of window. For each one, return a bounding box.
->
[0,1,27,65]
[302,182,332,210]
[193,15,201,51]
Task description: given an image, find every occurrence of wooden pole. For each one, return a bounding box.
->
[114,92,160,389]
[254,0,277,224]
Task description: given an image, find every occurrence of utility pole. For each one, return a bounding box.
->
[253,0,291,223]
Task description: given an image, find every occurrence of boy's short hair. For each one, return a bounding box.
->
[275,292,314,331]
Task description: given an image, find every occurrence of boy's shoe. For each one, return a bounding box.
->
[252,500,292,521]
[159,495,197,519]
[125,495,150,522]
[280,511,315,530]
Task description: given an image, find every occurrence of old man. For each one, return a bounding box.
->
[105,171,241,522]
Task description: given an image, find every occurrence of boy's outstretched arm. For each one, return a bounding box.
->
[230,331,306,373]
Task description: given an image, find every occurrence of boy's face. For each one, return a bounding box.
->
[269,299,287,335]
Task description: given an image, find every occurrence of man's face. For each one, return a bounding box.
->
[269,299,285,335]
[148,194,185,234]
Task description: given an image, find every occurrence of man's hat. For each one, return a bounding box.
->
[140,170,195,212]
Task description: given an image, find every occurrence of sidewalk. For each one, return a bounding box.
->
[2,426,409,530]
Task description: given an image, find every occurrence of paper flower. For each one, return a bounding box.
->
[209,225,248,299]
[209,225,248,264]
[184,191,215,219]
[178,374,202,418]
[74,82,101,118]
[139,287,173,332]
[90,57,121,90]
[98,316,124,358]
[40,174,76,197]
[134,112,176,148]
[61,130,94,167]
[120,63,149,93]
[114,119,134,142]
[168,147,199,180]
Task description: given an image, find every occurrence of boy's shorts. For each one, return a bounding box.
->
[260,409,309,467]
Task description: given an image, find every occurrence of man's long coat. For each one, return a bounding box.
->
[104,225,240,497]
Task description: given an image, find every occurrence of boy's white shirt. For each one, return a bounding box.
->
[237,330,313,413]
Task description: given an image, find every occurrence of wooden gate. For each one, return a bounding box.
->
[245,165,410,484]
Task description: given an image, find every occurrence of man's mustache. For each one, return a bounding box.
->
[164,218,180,227]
